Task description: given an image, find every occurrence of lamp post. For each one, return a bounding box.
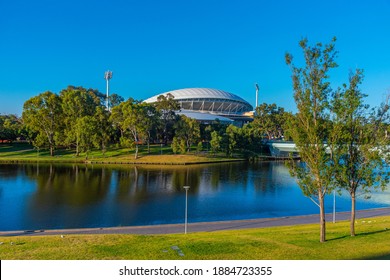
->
[333,190,336,223]
[183,186,190,234]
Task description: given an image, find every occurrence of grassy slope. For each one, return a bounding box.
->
[0,143,243,164]
[1,216,389,260]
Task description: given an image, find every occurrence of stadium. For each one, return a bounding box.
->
[144,88,254,126]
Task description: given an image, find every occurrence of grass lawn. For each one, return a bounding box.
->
[0,143,244,165]
[1,216,389,260]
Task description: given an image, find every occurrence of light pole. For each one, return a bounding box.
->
[104,70,113,110]
[333,190,336,223]
[183,186,190,234]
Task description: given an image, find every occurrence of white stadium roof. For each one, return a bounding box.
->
[144,88,253,116]
[145,88,249,104]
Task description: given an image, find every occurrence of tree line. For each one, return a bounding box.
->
[0,85,289,158]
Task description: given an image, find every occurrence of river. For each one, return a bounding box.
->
[0,161,389,231]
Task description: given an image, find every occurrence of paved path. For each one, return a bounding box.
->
[1,207,389,237]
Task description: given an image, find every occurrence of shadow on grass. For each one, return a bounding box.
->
[327,228,390,242]
[361,253,390,260]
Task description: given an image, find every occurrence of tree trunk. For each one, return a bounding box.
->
[319,193,326,243]
[147,133,150,154]
[49,134,55,156]
[350,191,356,236]
[102,141,106,156]
[76,135,80,157]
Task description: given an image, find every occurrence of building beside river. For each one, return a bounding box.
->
[144,88,254,126]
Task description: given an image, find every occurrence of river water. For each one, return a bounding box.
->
[0,162,389,231]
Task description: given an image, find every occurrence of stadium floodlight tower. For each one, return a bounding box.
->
[104,70,113,110]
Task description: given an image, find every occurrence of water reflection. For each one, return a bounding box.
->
[0,162,389,231]
[24,164,112,205]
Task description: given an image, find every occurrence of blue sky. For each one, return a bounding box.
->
[1,0,389,115]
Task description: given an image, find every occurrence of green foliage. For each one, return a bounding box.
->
[22,91,62,156]
[155,93,180,145]
[74,116,97,154]
[174,115,201,152]
[60,86,103,155]
[252,103,287,139]
[93,107,113,155]
[330,69,390,236]
[196,142,203,153]
[110,99,160,159]
[108,93,124,108]
[225,124,239,157]
[286,37,338,242]
[119,136,134,148]
[171,137,179,154]
[210,130,222,155]
[0,114,22,142]
[179,138,187,154]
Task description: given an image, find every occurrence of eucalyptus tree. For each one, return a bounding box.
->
[285,37,338,242]
[252,103,287,140]
[60,86,102,156]
[74,115,98,157]
[93,106,113,155]
[22,91,62,156]
[155,93,180,145]
[139,103,160,154]
[174,115,201,152]
[110,101,126,139]
[210,130,222,155]
[225,124,240,157]
[331,70,390,236]
[0,114,22,143]
[108,93,124,108]
[110,99,150,159]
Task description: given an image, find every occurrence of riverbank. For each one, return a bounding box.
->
[1,212,389,260]
[0,143,248,165]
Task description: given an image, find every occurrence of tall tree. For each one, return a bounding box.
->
[22,91,62,156]
[285,37,338,242]
[110,99,150,159]
[136,103,160,154]
[110,101,126,139]
[331,69,390,236]
[210,130,222,155]
[60,86,102,155]
[174,115,201,152]
[155,93,180,145]
[93,107,113,155]
[74,115,98,157]
[252,103,287,140]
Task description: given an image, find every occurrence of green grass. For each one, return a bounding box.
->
[0,143,243,165]
[1,216,390,260]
